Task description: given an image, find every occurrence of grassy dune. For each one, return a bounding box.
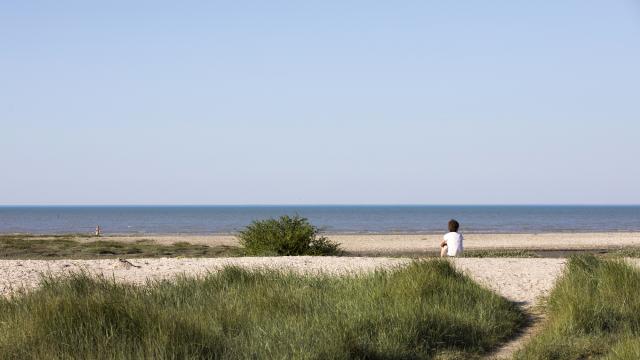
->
[0,261,524,359]
[516,255,640,359]
[0,235,242,259]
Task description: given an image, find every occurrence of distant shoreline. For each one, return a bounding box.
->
[2,205,639,234]
[4,229,640,236]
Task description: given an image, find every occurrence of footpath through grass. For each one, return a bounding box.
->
[0,260,524,359]
[516,255,640,359]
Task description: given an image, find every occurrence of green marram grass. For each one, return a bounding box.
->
[0,260,524,359]
[605,247,640,258]
[0,235,242,259]
[461,249,539,258]
[516,255,640,359]
[238,215,341,256]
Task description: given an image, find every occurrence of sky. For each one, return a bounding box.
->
[1,1,639,205]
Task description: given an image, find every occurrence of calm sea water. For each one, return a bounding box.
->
[0,205,639,234]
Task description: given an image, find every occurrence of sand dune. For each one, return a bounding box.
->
[3,232,639,305]
[0,256,570,307]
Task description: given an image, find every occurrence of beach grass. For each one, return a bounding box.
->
[516,255,640,359]
[461,249,540,258]
[605,247,640,258]
[0,260,524,359]
[0,235,243,259]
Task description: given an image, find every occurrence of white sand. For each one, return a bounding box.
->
[0,257,408,297]
[0,257,574,306]
[87,232,640,254]
[3,232,639,305]
[332,232,640,253]
[453,258,567,306]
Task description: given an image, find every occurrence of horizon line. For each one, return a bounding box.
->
[1,203,639,207]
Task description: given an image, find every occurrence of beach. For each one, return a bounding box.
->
[2,232,639,358]
[71,231,640,254]
[2,232,639,302]
[0,256,569,306]
[5,255,640,307]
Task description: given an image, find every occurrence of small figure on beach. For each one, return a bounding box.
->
[95,225,101,237]
[440,219,463,257]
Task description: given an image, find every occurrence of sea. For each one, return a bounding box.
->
[0,205,639,235]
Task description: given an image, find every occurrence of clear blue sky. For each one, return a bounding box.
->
[1,1,639,205]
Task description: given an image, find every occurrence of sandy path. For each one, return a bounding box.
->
[485,258,640,359]
[452,258,566,307]
[1,257,567,306]
[3,256,637,359]
[486,311,547,360]
[73,232,640,254]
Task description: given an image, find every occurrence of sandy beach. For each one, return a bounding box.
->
[79,232,640,254]
[2,232,639,304]
[5,255,639,305]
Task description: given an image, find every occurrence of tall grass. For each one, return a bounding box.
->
[461,249,539,258]
[606,247,640,258]
[0,261,523,359]
[516,255,640,359]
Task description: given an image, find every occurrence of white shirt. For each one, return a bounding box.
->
[443,232,463,256]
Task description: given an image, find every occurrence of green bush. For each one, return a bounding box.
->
[238,215,341,256]
[0,261,525,359]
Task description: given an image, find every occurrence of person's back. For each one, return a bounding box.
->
[443,231,463,256]
[440,219,464,257]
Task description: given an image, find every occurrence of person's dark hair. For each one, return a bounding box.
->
[448,219,460,232]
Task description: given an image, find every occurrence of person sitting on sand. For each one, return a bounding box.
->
[440,219,463,257]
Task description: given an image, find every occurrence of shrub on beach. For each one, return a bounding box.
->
[238,215,341,256]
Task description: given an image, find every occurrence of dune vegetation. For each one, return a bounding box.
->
[461,249,540,258]
[516,255,640,359]
[0,235,242,259]
[238,215,342,256]
[0,260,524,359]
